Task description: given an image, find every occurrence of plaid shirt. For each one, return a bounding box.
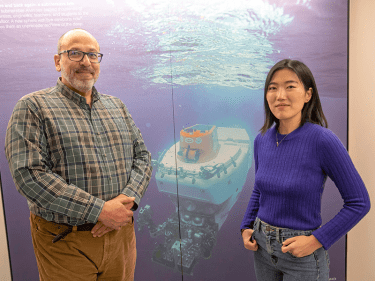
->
[5,79,152,225]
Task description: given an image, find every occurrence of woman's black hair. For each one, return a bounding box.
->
[260,59,328,134]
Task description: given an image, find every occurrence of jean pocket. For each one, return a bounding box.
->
[285,251,315,260]
[281,235,315,259]
[35,224,60,238]
[34,219,64,238]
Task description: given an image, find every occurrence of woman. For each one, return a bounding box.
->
[240,59,370,280]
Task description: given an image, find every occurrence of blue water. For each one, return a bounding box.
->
[105,0,300,90]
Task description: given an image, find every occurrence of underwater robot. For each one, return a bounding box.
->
[138,124,252,274]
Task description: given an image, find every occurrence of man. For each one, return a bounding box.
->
[5,28,152,281]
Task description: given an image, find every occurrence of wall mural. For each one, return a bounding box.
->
[0,0,347,280]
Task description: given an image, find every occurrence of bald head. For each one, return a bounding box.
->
[54,28,101,98]
[57,28,100,54]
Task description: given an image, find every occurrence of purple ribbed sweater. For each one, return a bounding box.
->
[240,122,370,250]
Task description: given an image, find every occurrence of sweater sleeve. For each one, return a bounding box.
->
[240,134,261,230]
[312,129,371,250]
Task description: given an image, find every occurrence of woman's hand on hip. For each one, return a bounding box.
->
[281,235,322,258]
[242,229,258,251]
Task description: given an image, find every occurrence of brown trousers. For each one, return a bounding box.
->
[30,213,136,281]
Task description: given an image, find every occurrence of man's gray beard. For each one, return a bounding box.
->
[61,65,97,93]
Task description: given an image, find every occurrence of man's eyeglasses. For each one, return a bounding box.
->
[58,50,103,63]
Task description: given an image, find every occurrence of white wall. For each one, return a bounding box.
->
[347,0,375,279]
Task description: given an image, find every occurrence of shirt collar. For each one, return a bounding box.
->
[56,78,100,106]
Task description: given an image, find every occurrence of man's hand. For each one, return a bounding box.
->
[114,194,135,211]
[242,229,258,251]
[281,235,322,258]
[91,221,114,237]
[96,196,135,231]
[92,195,135,237]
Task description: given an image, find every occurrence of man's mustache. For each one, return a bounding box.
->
[74,67,95,74]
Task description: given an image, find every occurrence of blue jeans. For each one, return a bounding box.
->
[252,218,330,281]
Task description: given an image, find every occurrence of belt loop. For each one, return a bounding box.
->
[276,228,280,243]
[72,226,78,232]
